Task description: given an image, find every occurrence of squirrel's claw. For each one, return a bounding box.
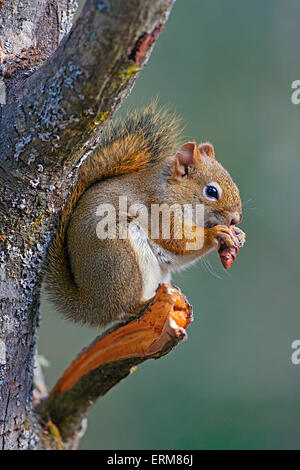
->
[233,226,246,248]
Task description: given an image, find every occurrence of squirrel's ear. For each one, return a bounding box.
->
[171,142,201,181]
[198,142,215,159]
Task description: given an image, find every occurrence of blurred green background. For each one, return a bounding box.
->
[39,0,300,449]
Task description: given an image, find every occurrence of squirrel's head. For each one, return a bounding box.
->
[170,141,242,227]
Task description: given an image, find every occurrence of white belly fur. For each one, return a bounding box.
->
[128,222,209,302]
[128,223,170,302]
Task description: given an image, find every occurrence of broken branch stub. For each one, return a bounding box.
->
[38,283,192,441]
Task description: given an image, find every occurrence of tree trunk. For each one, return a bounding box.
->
[0,0,177,450]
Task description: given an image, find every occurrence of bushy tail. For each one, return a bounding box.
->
[44,104,182,324]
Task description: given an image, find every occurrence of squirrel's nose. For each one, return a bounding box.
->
[230,212,242,226]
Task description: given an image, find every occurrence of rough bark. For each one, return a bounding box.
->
[0,0,176,450]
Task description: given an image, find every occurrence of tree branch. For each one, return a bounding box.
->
[0,0,175,170]
[37,284,192,449]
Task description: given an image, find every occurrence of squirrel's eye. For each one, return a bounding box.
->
[203,182,222,201]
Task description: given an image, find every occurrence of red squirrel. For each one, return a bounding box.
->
[45,104,245,326]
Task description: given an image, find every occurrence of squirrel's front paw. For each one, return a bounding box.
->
[217,225,246,269]
[208,225,239,251]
